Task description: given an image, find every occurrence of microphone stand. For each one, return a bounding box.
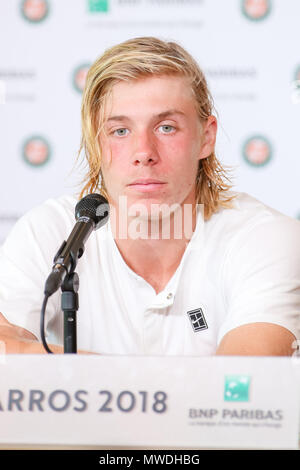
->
[61,271,79,354]
[53,240,80,354]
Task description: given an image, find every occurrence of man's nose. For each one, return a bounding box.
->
[131,131,158,166]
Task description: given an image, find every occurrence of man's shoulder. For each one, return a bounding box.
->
[205,191,300,253]
[21,194,77,227]
[4,194,78,248]
[25,194,77,221]
[209,191,299,231]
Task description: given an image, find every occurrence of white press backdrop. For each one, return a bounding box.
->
[0,0,300,244]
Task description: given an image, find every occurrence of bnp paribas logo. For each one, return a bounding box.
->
[22,136,51,167]
[241,0,272,22]
[20,0,50,23]
[88,0,109,12]
[242,135,272,167]
[224,375,251,402]
[72,64,91,93]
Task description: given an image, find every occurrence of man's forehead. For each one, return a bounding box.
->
[113,74,191,95]
[106,109,187,123]
[103,75,197,122]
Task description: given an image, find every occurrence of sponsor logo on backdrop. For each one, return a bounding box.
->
[224,375,250,402]
[242,135,272,167]
[88,0,109,12]
[205,67,257,102]
[72,64,91,93]
[20,0,49,23]
[206,67,257,79]
[87,0,204,9]
[0,70,36,103]
[22,136,51,167]
[85,0,204,30]
[241,0,271,21]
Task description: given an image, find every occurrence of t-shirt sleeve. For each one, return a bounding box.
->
[0,200,74,344]
[217,213,300,345]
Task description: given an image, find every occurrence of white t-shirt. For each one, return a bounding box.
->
[0,191,300,355]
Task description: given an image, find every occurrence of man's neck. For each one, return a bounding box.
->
[110,205,198,294]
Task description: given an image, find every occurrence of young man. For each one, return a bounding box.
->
[0,37,299,355]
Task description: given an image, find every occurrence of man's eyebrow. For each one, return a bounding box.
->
[156,109,186,119]
[106,115,132,123]
[106,109,186,123]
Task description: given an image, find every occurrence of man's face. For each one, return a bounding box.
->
[99,74,216,214]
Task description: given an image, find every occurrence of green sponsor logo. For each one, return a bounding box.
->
[224,375,251,402]
[21,0,50,23]
[242,135,272,167]
[22,136,51,167]
[88,0,109,12]
[241,0,271,22]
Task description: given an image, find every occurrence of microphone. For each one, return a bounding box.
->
[44,193,109,296]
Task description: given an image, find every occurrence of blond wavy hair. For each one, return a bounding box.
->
[78,36,235,220]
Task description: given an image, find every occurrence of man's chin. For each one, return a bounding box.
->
[108,194,194,219]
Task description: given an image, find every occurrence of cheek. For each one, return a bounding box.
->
[159,135,199,170]
[101,146,130,197]
[101,140,126,172]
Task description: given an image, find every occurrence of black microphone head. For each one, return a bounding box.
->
[75,193,109,230]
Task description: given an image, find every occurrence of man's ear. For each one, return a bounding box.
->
[198,116,217,160]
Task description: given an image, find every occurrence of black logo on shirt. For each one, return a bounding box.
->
[187,308,208,332]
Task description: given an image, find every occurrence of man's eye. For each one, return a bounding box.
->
[113,128,129,137]
[159,125,175,134]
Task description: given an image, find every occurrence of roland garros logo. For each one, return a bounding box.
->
[21,0,49,23]
[242,135,272,167]
[241,0,272,21]
[22,136,51,167]
[72,64,91,93]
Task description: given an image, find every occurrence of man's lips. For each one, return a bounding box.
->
[127,179,166,192]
